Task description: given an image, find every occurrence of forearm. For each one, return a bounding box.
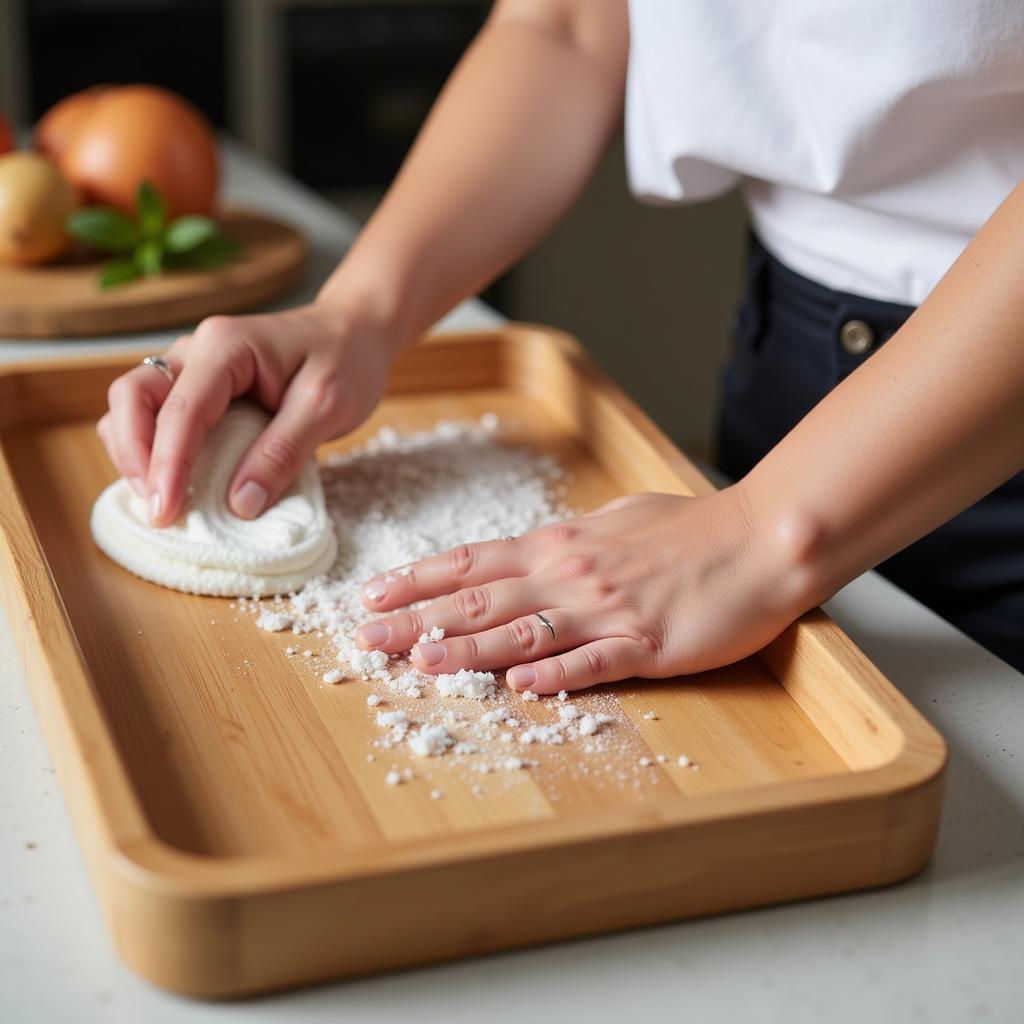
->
[318,1,628,352]
[742,182,1024,604]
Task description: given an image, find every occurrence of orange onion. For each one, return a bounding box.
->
[56,85,218,218]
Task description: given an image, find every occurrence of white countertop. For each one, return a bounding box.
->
[2,146,1021,1024]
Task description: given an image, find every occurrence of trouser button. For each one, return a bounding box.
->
[840,319,875,355]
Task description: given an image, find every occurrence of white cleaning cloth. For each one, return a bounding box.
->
[91,402,337,596]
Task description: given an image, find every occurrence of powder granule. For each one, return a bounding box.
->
[520,724,565,746]
[435,669,496,700]
[418,626,446,643]
[558,704,579,721]
[385,771,402,786]
[677,754,691,768]
[321,668,343,684]
[366,694,381,707]
[256,611,293,632]
[521,691,539,702]
[557,689,569,702]
[348,649,389,679]
[503,757,525,771]
[408,724,452,757]
[376,709,408,727]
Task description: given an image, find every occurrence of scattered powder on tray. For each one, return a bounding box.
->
[256,610,293,632]
[235,416,692,799]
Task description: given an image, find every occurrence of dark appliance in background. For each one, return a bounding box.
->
[287,2,488,190]
[25,0,228,126]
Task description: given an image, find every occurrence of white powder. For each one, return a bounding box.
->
[265,418,566,680]
[557,690,569,702]
[321,668,343,684]
[643,711,658,721]
[578,714,602,736]
[519,724,565,746]
[435,669,496,700]
[256,611,293,632]
[408,724,452,757]
[677,754,691,768]
[235,418,663,796]
[639,756,653,767]
[348,649,389,680]
[430,789,444,800]
[418,626,446,643]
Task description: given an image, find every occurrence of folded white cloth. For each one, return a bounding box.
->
[91,402,337,596]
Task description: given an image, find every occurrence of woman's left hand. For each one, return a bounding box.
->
[355,487,819,694]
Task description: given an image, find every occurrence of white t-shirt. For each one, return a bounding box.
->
[625,0,1024,305]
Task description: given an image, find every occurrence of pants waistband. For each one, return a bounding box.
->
[743,233,916,369]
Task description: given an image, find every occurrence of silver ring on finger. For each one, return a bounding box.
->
[141,355,175,385]
[534,612,556,641]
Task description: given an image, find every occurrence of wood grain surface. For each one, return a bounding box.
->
[0,325,947,997]
[0,209,307,338]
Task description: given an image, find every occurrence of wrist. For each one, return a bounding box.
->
[729,479,836,619]
[314,268,414,363]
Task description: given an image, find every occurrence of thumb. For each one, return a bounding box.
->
[228,368,348,518]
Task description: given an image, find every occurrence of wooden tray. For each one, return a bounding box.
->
[0,209,307,338]
[0,325,946,998]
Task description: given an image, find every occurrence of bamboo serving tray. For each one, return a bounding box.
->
[0,209,307,338]
[0,325,946,997]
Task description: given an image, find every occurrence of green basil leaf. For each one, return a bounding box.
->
[137,181,165,238]
[134,239,164,277]
[166,233,241,270]
[65,208,139,252]
[163,215,218,254]
[99,257,143,291]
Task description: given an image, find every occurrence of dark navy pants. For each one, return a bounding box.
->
[716,234,1024,672]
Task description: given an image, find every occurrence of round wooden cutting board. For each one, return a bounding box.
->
[0,209,308,338]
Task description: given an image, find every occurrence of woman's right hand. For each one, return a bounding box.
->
[96,300,397,527]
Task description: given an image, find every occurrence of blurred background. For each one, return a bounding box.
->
[0,0,747,458]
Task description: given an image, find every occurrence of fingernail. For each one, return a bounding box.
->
[364,579,388,602]
[129,477,146,499]
[148,491,162,525]
[358,622,390,647]
[507,666,536,690]
[414,642,446,666]
[233,480,267,519]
